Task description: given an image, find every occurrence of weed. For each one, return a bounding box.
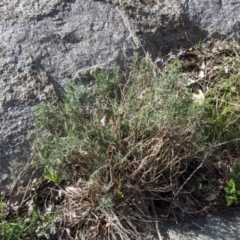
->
[97,196,113,211]
[43,165,66,184]
[115,189,124,198]
[224,179,240,206]
[0,210,38,240]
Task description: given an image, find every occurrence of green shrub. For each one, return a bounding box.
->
[27,56,208,238]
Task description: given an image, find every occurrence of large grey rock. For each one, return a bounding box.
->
[105,0,240,55]
[104,0,188,54]
[159,209,240,240]
[0,0,136,184]
[1,0,239,186]
[182,0,240,40]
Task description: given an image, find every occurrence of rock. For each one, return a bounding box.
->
[104,0,184,54]
[159,209,240,240]
[1,0,239,186]
[182,0,240,40]
[0,59,57,180]
[0,0,136,185]
[105,0,240,55]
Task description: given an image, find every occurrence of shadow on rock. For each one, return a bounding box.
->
[138,14,223,58]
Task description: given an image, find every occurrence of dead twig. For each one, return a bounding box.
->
[151,198,162,240]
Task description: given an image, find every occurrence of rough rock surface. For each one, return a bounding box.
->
[0,59,57,182]
[156,208,240,240]
[0,0,136,184]
[0,0,240,186]
[104,0,202,55]
[182,0,240,40]
[104,0,240,55]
